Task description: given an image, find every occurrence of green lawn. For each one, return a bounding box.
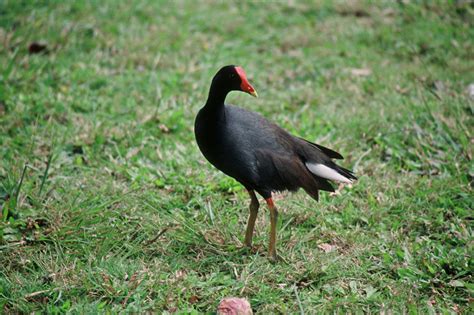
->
[1,0,473,313]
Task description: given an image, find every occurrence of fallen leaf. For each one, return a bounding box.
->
[217,297,253,315]
[28,42,48,54]
[318,243,336,253]
[452,304,460,313]
[189,295,199,304]
[159,124,170,133]
[174,269,187,281]
[448,280,464,287]
[427,297,436,307]
[204,230,225,245]
[395,85,409,94]
[350,68,371,76]
[126,147,140,159]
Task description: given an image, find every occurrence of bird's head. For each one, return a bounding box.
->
[212,65,258,97]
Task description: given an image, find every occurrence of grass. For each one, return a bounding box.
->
[0,0,473,313]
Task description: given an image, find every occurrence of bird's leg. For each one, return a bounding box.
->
[266,197,278,261]
[244,190,259,248]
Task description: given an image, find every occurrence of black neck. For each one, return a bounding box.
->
[204,81,229,109]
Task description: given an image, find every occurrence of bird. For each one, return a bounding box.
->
[194,65,356,260]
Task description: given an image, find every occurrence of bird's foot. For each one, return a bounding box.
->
[268,251,280,263]
[238,243,264,255]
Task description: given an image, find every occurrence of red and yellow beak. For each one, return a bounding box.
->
[235,66,258,97]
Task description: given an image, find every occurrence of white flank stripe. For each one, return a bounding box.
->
[306,163,352,183]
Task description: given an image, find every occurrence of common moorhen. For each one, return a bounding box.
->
[195,65,356,260]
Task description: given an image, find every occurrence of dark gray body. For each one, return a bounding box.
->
[195,104,354,199]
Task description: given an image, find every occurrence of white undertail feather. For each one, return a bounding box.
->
[305,163,352,183]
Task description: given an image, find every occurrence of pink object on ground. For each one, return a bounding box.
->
[217,297,253,315]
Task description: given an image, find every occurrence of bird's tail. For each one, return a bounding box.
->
[305,162,357,184]
[296,137,357,186]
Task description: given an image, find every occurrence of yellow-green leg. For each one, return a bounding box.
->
[266,198,278,261]
[244,190,259,247]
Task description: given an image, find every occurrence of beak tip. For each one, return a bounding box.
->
[251,91,258,98]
